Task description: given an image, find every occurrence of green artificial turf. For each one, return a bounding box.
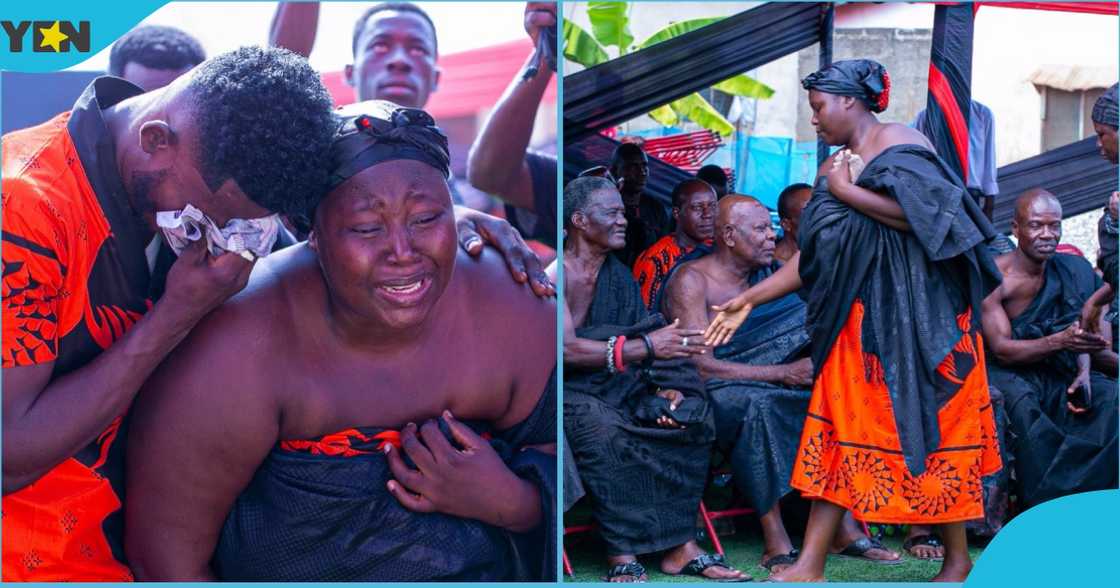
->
[563,527,985,583]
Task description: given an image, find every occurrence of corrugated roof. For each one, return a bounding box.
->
[1029,64,1116,92]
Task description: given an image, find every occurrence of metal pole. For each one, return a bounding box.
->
[817,2,834,166]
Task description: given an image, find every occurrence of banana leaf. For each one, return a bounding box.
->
[668,93,735,136]
[637,17,723,50]
[648,103,679,127]
[587,1,634,54]
[563,20,608,68]
[712,74,775,99]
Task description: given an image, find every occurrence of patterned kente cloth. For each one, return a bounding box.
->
[791,301,1001,523]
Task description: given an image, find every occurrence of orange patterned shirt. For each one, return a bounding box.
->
[2,78,150,581]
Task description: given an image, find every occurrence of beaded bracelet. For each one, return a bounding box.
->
[614,335,627,373]
[606,336,618,375]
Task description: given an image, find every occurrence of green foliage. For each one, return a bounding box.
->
[561,2,775,135]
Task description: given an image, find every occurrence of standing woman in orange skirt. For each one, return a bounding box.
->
[704,60,1003,583]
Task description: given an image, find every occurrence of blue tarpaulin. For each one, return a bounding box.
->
[738,136,818,210]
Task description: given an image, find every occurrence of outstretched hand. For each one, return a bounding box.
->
[1066,372,1092,415]
[1053,321,1107,354]
[648,318,708,359]
[1081,298,1106,336]
[704,292,753,347]
[454,205,555,298]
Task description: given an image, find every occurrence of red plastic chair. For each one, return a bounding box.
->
[699,500,756,556]
[563,523,596,577]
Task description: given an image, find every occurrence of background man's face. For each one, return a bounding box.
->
[676,185,717,243]
[349,11,440,108]
[1013,198,1063,263]
[121,62,195,92]
[611,152,648,195]
[779,188,812,241]
[1094,122,1119,164]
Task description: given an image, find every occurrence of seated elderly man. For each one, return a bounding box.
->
[632,179,717,311]
[559,176,748,582]
[663,195,900,573]
[124,101,557,581]
[982,188,1119,509]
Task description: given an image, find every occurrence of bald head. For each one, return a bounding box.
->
[1014,188,1062,224]
[1012,188,1063,262]
[717,194,764,227]
[715,194,776,268]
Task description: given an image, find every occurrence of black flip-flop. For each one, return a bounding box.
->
[759,549,799,572]
[671,553,752,582]
[834,536,904,565]
[903,533,945,561]
[604,561,648,582]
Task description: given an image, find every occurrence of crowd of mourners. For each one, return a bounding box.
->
[560,59,1119,583]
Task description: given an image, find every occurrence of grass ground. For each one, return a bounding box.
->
[563,525,985,583]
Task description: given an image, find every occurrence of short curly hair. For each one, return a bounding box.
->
[109,25,206,77]
[351,2,438,58]
[564,176,616,231]
[187,46,335,224]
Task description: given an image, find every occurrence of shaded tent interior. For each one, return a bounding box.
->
[562,1,1117,229]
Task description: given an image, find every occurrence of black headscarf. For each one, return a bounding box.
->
[327,100,451,191]
[802,59,891,113]
[1092,83,1118,129]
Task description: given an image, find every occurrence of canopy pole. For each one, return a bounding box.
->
[817,2,834,166]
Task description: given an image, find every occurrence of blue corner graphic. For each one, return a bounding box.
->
[1,0,167,72]
[966,489,1120,585]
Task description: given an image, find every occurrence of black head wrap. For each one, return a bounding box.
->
[327,100,451,191]
[802,59,891,113]
[1092,83,1118,129]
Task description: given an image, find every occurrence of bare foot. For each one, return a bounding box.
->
[931,559,972,582]
[768,561,825,583]
[904,529,945,560]
[660,541,750,581]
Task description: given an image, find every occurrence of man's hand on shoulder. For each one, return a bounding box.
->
[454,205,554,298]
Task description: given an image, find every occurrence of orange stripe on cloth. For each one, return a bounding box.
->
[280,429,402,456]
[790,300,1001,524]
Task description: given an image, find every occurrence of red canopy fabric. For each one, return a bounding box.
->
[319,38,557,119]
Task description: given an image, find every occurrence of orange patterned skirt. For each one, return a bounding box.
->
[790,300,1002,524]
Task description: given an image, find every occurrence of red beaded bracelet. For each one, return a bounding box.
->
[614,335,627,373]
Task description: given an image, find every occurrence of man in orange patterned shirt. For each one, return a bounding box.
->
[1,46,338,582]
[632,179,716,312]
